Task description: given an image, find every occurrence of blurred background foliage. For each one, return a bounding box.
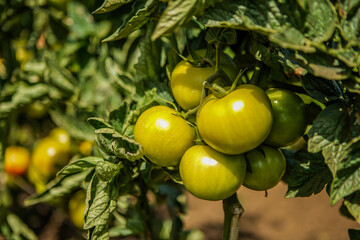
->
[0,1,197,239]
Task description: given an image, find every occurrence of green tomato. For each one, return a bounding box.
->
[196,84,273,155]
[243,145,286,191]
[264,88,307,147]
[180,145,246,201]
[134,106,195,167]
[170,50,238,111]
[26,101,48,119]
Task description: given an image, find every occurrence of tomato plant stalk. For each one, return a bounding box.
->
[222,193,244,240]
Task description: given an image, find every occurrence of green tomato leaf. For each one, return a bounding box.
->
[198,0,335,43]
[339,1,360,43]
[89,224,110,240]
[111,133,144,161]
[67,2,95,38]
[95,161,121,181]
[301,75,344,103]
[109,102,131,134]
[95,133,115,155]
[84,174,119,230]
[293,51,353,80]
[6,214,37,240]
[330,139,360,205]
[93,0,134,14]
[57,157,103,176]
[0,84,49,119]
[151,0,217,41]
[25,170,92,206]
[308,103,351,176]
[205,27,237,45]
[285,151,332,198]
[249,41,306,77]
[102,0,160,42]
[344,191,360,224]
[134,23,162,93]
[49,107,96,141]
[88,117,113,130]
[104,58,136,95]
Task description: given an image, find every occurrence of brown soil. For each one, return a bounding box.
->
[184,182,359,240]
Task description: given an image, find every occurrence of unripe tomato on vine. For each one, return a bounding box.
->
[243,145,286,191]
[4,146,31,176]
[79,141,94,156]
[31,137,71,179]
[134,105,195,167]
[180,145,246,201]
[68,190,86,229]
[196,84,273,155]
[49,127,72,152]
[170,49,238,111]
[264,88,307,147]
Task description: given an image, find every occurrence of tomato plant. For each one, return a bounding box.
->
[264,88,307,147]
[1,0,360,240]
[243,145,286,191]
[134,105,195,166]
[4,146,30,176]
[196,84,273,155]
[180,145,246,201]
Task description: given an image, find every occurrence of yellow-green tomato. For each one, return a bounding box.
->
[180,145,246,201]
[243,145,286,191]
[68,190,86,229]
[31,137,70,178]
[170,50,238,111]
[49,127,72,152]
[196,84,273,155]
[134,106,195,167]
[264,88,307,147]
[171,61,214,111]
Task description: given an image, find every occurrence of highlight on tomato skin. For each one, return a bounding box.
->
[179,145,246,201]
[31,137,71,179]
[243,145,286,191]
[134,105,195,167]
[196,84,273,155]
[4,146,31,176]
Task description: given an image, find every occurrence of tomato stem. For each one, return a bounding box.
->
[222,193,244,240]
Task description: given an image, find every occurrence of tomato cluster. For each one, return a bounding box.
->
[134,51,308,201]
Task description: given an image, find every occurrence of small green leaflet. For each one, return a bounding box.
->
[0,84,49,119]
[285,151,332,198]
[151,0,222,41]
[25,170,92,206]
[102,0,160,42]
[344,191,360,224]
[6,214,38,240]
[307,103,351,176]
[330,140,360,205]
[93,0,134,14]
[84,174,119,240]
[198,0,336,44]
